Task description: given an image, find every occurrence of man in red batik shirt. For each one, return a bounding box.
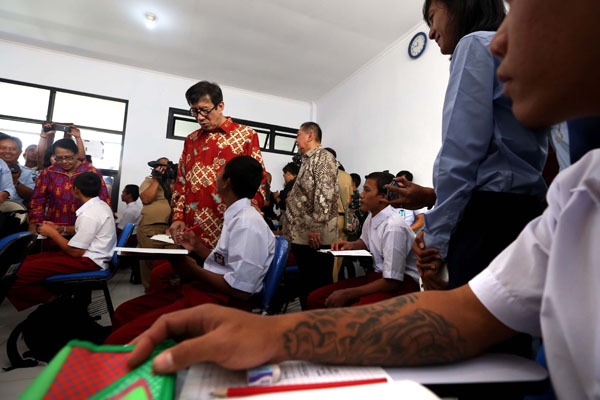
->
[169,81,266,250]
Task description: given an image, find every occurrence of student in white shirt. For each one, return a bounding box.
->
[105,156,275,345]
[126,2,600,398]
[307,172,419,309]
[7,172,117,311]
[117,184,141,235]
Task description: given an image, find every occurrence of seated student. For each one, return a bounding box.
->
[105,156,275,345]
[116,184,141,235]
[307,172,420,309]
[7,172,117,311]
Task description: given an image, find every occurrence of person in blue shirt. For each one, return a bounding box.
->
[0,157,17,204]
[0,134,36,205]
[411,0,548,290]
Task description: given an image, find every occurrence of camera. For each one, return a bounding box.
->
[148,160,178,181]
[8,164,20,175]
[386,180,400,202]
[43,123,72,133]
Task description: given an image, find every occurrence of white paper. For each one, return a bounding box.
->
[317,249,372,257]
[150,234,175,244]
[179,361,390,400]
[114,247,188,255]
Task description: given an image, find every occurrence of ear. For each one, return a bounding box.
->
[217,101,225,113]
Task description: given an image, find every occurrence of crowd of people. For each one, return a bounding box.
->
[2,0,600,397]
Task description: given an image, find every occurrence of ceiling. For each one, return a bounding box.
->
[0,0,425,101]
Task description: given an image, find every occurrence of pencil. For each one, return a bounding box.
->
[211,377,389,397]
[183,223,201,233]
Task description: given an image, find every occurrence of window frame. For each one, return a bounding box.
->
[0,77,129,210]
[165,107,298,155]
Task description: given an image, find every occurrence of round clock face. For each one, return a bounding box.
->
[409,32,427,59]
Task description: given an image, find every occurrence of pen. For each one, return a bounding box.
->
[211,377,388,398]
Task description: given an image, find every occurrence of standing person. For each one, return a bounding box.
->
[307,172,420,309]
[22,144,38,170]
[137,158,178,290]
[7,172,116,311]
[0,135,36,205]
[169,81,266,249]
[28,138,110,230]
[413,0,548,290]
[283,122,338,309]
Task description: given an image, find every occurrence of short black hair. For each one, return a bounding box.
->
[53,138,78,155]
[350,173,361,187]
[422,0,505,53]
[365,171,395,195]
[124,184,140,201]
[396,170,414,181]
[282,162,299,176]
[222,156,263,199]
[0,135,22,150]
[185,81,223,106]
[73,171,102,198]
[323,147,337,158]
[300,122,322,143]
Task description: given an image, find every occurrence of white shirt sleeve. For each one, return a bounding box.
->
[380,225,412,281]
[69,214,102,250]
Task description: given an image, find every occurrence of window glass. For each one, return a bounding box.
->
[274,135,297,153]
[53,92,126,131]
[173,118,198,139]
[0,120,44,159]
[0,82,49,120]
[79,129,123,170]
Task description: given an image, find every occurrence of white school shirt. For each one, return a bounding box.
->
[360,205,420,283]
[68,196,117,269]
[469,149,600,400]
[203,197,276,294]
[117,201,142,234]
[398,207,426,227]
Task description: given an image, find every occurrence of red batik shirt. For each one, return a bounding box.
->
[171,117,266,248]
[29,161,111,225]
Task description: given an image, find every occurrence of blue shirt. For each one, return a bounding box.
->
[0,158,17,200]
[425,32,548,259]
[12,165,36,204]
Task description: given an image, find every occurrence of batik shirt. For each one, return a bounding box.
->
[171,117,266,249]
[29,161,111,225]
[283,145,338,245]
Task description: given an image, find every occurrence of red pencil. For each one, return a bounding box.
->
[211,377,389,398]
[183,223,201,233]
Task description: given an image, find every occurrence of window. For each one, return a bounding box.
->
[0,78,128,209]
[166,108,298,155]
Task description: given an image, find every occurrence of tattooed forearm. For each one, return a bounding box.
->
[282,293,466,366]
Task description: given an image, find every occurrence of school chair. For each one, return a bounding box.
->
[255,236,290,315]
[43,223,135,322]
[0,231,37,305]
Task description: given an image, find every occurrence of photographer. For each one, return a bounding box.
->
[137,157,178,290]
[37,122,85,169]
[0,134,36,205]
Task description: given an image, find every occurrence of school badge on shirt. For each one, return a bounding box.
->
[214,252,225,266]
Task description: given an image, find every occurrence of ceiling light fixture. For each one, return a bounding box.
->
[145,13,157,29]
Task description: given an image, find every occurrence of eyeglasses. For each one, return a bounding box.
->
[189,105,216,118]
[55,155,74,162]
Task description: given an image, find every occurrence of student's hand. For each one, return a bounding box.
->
[384,176,436,210]
[180,231,200,252]
[412,231,440,268]
[308,232,321,249]
[38,223,59,238]
[420,261,448,291]
[169,221,186,245]
[331,240,352,251]
[127,304,280,374]
[325,289,354,308]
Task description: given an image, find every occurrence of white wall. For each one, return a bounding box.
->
[0,40,311,214]
[316,23,450,187]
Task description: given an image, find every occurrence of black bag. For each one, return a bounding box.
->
[5,298,111,370]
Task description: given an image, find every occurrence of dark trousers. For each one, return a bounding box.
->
[291,244,334,310]
[447,191,546,289]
